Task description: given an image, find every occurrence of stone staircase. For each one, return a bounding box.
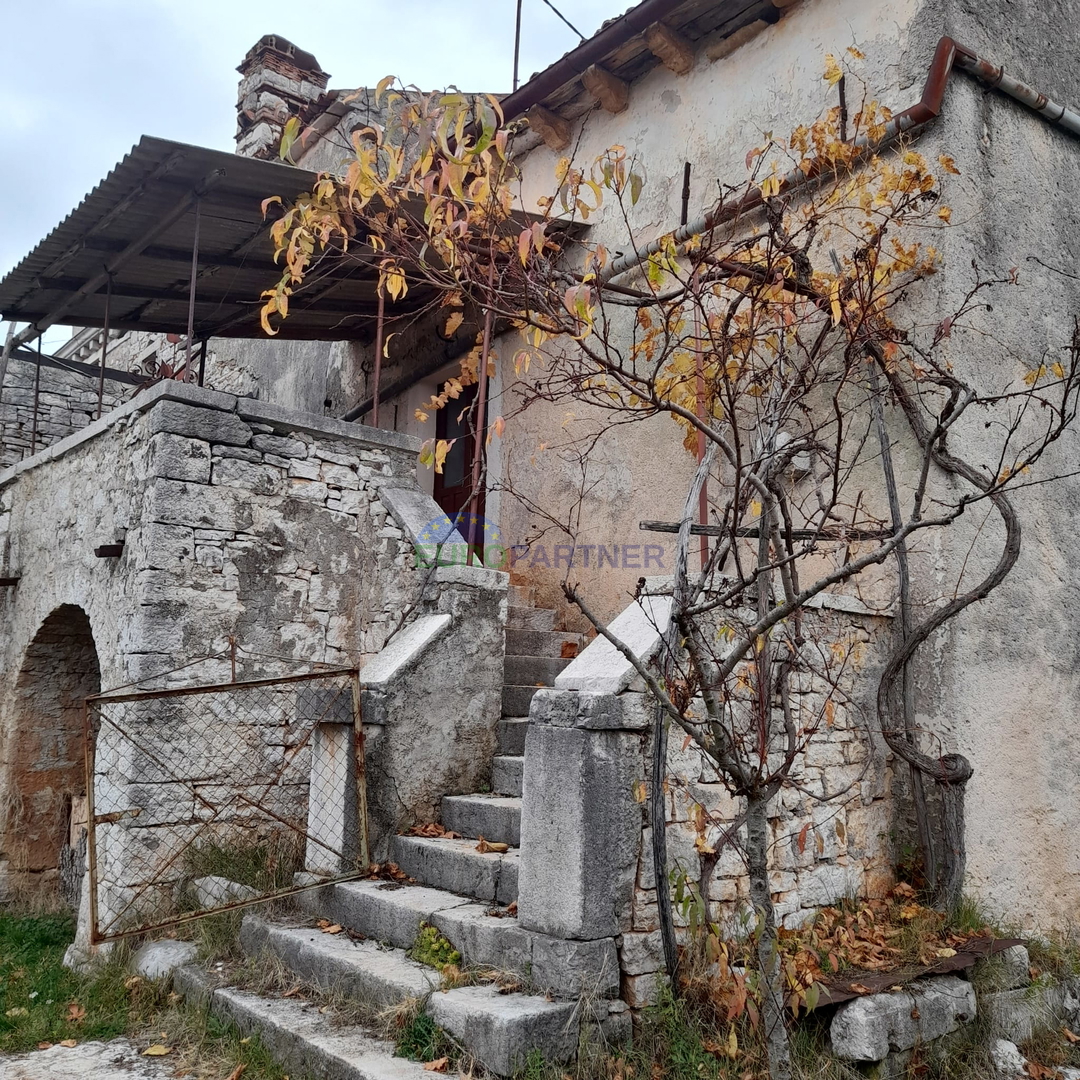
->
[177,587,618,1080]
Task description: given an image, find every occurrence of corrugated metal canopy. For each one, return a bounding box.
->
[0,136,421,342]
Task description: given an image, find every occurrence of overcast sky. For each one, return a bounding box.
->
[3,0,628,347]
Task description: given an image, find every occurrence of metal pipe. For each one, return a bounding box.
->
[601,37,1080,284]
[7,169,225,354]
[371,290,386,428]
[197,338,208,387]
[95,275,111,419]
[185,199,202,374]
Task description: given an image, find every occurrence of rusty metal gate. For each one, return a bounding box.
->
[82,669,368,944]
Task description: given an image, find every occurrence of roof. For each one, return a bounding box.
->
[501,0,777,123]
[0,136,426,342]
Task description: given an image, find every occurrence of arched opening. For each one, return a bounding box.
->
[3,605,99,902]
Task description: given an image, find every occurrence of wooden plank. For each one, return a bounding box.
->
[581,64,630,113]
[525,105,572,152]
[644,22,697,75]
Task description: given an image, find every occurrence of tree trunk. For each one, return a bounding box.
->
[937,754,972,912]
[746,791,791,1080]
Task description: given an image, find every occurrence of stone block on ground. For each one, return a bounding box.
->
[977,944,1032,992]
[830,975,977,1062]
[130,939,198,981]
[983,982,1066,1044]
[427,984,579,1077]
[191,875,259,909]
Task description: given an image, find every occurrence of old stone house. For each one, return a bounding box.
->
[2,0,1080,1073]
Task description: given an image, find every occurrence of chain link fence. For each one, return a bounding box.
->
[83,669,366,943]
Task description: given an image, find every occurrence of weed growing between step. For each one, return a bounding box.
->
[408,923,462,971]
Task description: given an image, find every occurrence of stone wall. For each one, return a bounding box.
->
[0,383,507,925]
[0,351,134,469]
[517,589,894,1010]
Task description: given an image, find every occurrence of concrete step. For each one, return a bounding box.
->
[391,835,518,904]
[497,717,529,756]
[441,794,521,846]
[240,914,437,1008]
[174,966,429,1080]
[428,984,578,1077]
[294,880,621,1000]
[505,628,584,658]
[503,655,571,687]
[502,684,540,717]
[491,756,523,798]
[506,605,554,631]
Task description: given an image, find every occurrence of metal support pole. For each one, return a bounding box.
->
[371,290,386,427]
[96,275,112,419]
[466,264,495,566]
[513,0,524,91]
[197,338,208,387]
[30,336,42,456]
[185,200,202,374]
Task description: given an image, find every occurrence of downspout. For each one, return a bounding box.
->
[600,37,1080,284]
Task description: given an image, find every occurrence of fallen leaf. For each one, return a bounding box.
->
[560,641,579,659]
[66,1002,87,1022]
[1064,1027,1080,1044]
[5,1007,28,1017]
[321,924,343,935]
[239,1038,251,1045]
[36,1042,52,1050]
[281,986,303,999]
[224,1064,248,1080]
[506,902,518,917]
[476,838,509,854]
[423,1058,448,1072]
[143,1045,172,1056]
[849,983,873,995]
[935,948,957,959]
[59,1039,78,1048]
[124,976,143,990]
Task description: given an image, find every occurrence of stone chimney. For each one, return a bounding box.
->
[236,35,330,159]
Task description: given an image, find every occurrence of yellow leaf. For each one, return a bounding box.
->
[938,206,952,223]
[423,1058,448,1073]
[320,924,343,935]
[142,1045,172,1056]
[1052,361,1066,378]
[935,948,957,959]
[760,174,781,199]
[59,1039,78,1048]
[846,46,866,60]
[633,780,648,804]
[726,1024,739,1059]
[823,54,843,86]
[938,154,961,175]
[830,278,843,326]
[443,310,464,338]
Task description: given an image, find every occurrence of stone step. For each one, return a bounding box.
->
[297,878,473,951]
[497,717,529,756]
[502,684,539,717]
[503,655,571,687]
[298,880,620,1001]
[506,605,554,631]
[391,835,518,904]
[177,956,577,1079]
[492,756,523,798]
[175,966,429,1080]
[427,984,578,1077]
[504,628,584,659]
[508,584,535,605]
[441,794,521,846]
[240,914,438,1008]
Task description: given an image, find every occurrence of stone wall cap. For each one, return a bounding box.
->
[360,612,452,688]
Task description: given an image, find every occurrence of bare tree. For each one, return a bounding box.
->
[261,64,1080,1079]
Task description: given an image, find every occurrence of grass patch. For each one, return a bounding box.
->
[0,912,162,1053]
[394,1009,457,1064]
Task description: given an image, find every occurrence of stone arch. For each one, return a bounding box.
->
[2,605,100,899]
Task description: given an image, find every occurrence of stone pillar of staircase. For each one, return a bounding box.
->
[517,689,649,942]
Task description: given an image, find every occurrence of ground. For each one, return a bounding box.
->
[3,1038,179,1080]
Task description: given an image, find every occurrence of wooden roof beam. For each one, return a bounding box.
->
[526,105,572,152]
[644,22,696,76]
[581,64,629,114]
